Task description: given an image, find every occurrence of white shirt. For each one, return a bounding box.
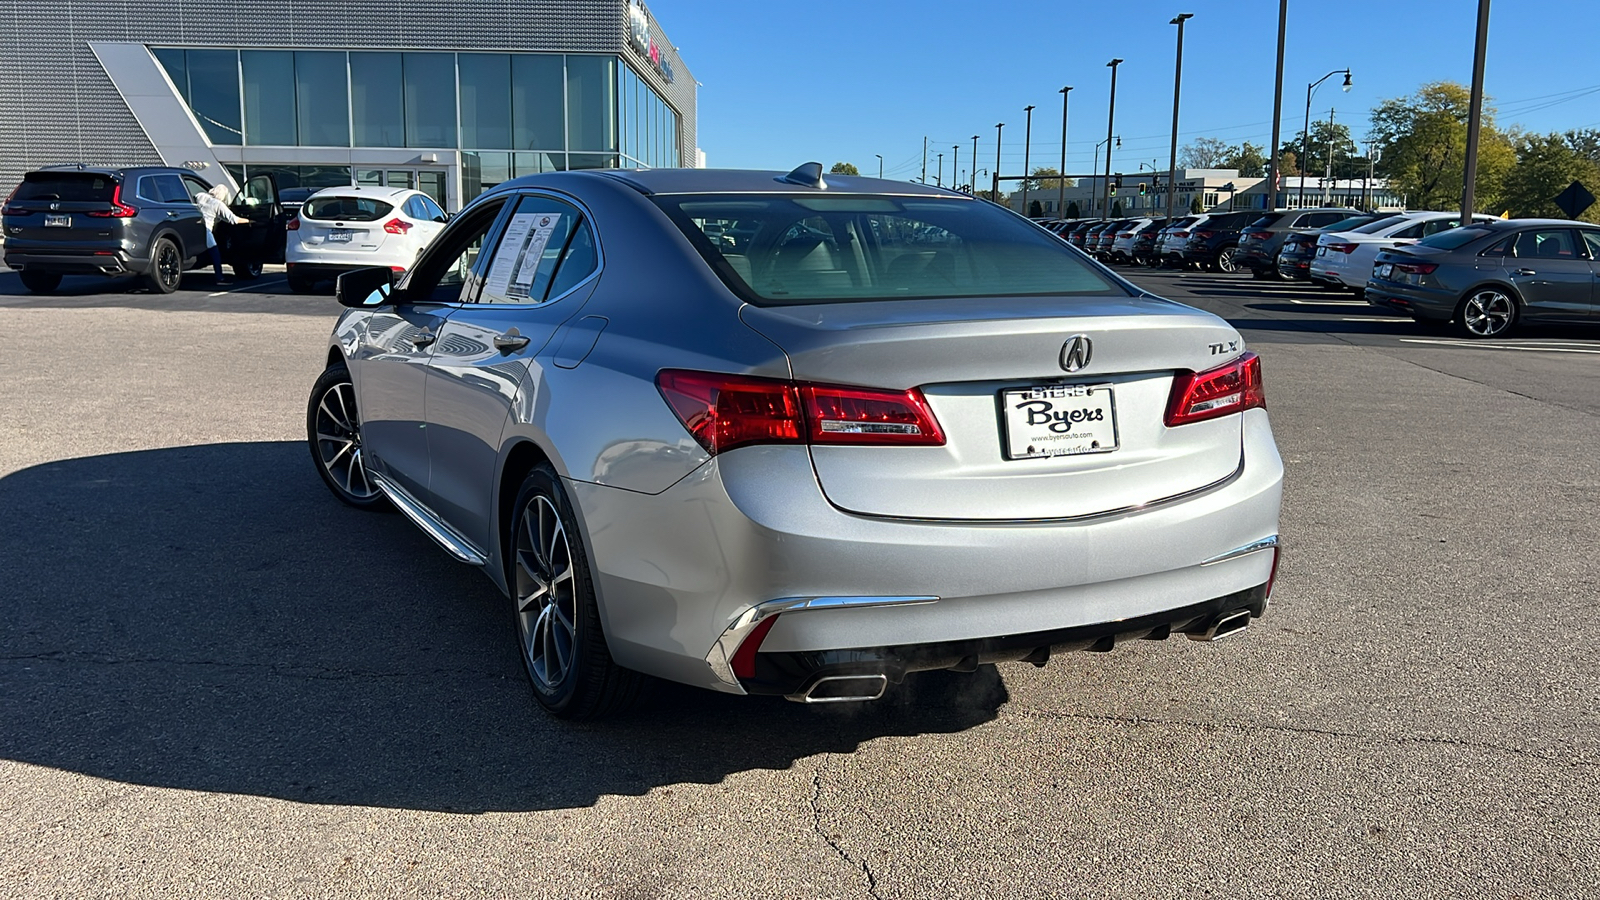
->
[196,193,241,247]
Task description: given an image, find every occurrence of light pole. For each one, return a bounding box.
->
[1103,58,1123,221]
[1462,0,1491,221]
[1021,104,1035,217]
[1322,106,1336,205]
[874,153,883,179]
[921,136,928,184]
[1058,86,1072,218]
[1300,68,1351,208]
[971,135,980,193]
[994,122,1004,204]
[1167,13,1193,223]
[1093,136,1120,215]
[936,152,943,188]
[952,145,960,192]
[1265,0,1287,212]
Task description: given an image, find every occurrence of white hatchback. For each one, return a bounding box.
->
[286,187,449,293]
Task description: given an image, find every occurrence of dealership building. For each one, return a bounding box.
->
[0,0,698,211]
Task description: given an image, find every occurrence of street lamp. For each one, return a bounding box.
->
[936,152,943,188]
[1093,136,1120,214]
[952,145,960,192]
[1058,86,1072,218]
[874,153,883,179]
[994,122,1004,203]
[972,135,980,193]
[1166,13,1193,223]
[1021,104,1035,217]
[1299,68,1351,208]
[1103,59,1123,220]
[1266,0,1287,213]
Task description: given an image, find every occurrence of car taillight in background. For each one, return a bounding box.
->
[1164,352,1265,427]
[1,184,20,216]
[1193,230,1217,239]
[1325,242,1357,254]
[656,369,945,455]
[286,217,300,231]
[1244,230,1271,241]
[84,184,137,218]
[383,218,412,234]
[1172,231,1190,238]
[1393,261,1438,275]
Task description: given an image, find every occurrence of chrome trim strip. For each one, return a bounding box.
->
[705,595,939,689]
[369,471,488,567]
[1200,534,1280,567]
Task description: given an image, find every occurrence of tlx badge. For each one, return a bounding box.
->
[1059,334,1092,372]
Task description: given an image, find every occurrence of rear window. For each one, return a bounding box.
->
[1350,215,1408,234]
[653,194,1121,306]
[1416,225,1497,250]
[1247,213,1285,229]
[16,172,118,202]
[303,195,395,222]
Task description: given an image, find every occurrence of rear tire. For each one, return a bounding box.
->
[145,237,182,294]
[1454,287,1518,339]
[288,273,317,294]
[510,463,643,720]
[1213,246,1239,273]
[19,271,61,293]
[232,260,263,280]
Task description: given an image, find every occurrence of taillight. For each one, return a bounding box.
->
[1173,231,1189,238]
[84,183,137,218]
[286,216,300,231]
[1119,231,1135,238]
[1194,230,1217,239]
[1,183,20,216]
[656,369,945,455]
[1393,261,1438,275]
[1164,352,1265,427]
[1326,242,1357,253]
[383,217,411,234]
[1245,230,1271,241]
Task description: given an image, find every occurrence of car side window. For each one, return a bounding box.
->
[1513,229,1577,259]
[477,195,586,305]
[419,195,448,223]
[1392,222,1426,240]
[1420,219,1460,237]
[1581,231,1600,259]
[180,175,211,203]
[546,218,599,299]
[135,176,163,204]
[403,198,510,304]
[1480,236,1513,257]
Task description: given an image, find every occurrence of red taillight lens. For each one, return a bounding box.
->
[286,216,300,231]
[1194,230,1217,239]
[1119,231,1135,238]
[85,183,137,218]
[1173,230,1189,238]
[801,384,945,445]
[383,217,411,234]
[1245,230,1271,241]
[1,183,20,216]
[730,615,780,680]
[1394,261,1438,275]
[1164,352,1265,427]
[656,369,945,455]
[1326,242,1357,253]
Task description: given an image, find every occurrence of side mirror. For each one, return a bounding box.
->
[336,267,397,308]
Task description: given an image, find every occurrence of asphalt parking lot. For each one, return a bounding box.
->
[2,263,1597,898]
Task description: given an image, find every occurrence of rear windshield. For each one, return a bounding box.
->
[653,194,1122,306]
[1350,215,1408,234]
[1417,225,1497,250]
[303,196,395,221]
[1247,213,1286,228]
[16,172,118,202]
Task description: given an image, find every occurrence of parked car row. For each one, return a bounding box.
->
[3,165,452,295]
[1042,207,1365,275]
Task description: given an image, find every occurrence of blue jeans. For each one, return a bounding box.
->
[207,242,223,277]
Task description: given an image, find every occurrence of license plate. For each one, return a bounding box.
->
[327,230,354,243]
[1376,263,1393,279]
[1002,384,1119,460]
[44,215,70,227]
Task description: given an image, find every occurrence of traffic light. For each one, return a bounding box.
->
[1138,182,1148,195]
[1112,173,1123,191]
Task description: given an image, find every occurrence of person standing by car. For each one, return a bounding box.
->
[196,184,248,285]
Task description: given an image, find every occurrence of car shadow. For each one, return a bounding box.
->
[0,269,337,315]
[0,442,1006,812]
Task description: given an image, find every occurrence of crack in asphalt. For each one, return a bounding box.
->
[1013,707,1597,768]
[810,761,882,900]
[0,651,502,682]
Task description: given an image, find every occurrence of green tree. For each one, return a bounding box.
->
[1221,142,1269,178]
[829,162,860,176]
[1501,132,1600,222]
[1277,150,1299,176]
[1280,121,1364,180]
[1111,199,1124,216]
[1028,199,1044,218]
[1563,128,1600,162]
[1023,166,1073,193]
[1189,196,1203,214]
[1065,200,1081,219]
[1369,81,1515,211]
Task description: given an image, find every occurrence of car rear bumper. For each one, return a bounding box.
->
[1366,280,1455,320]
[1276,257,1312,278]
[286,261,406,280]
[567,408,1284,696]
[2,247,144,276]
[1234,244,1273,269]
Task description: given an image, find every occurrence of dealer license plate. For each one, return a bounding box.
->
[44,215,70,227]
[1376,263,1393,280]
[1002,384,1119,460]
[327,230,354,243]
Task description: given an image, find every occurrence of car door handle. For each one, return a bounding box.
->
[1513,268,1536,276]
[166,211,179,218]
[409,329,437,348]
[493,331,531,352]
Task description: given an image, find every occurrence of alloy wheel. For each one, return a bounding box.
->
[1216,247,1237,273]
[1461,289,1515,337]
[515,495,578,690]
[156,243,181,291]
[312,382,377,499]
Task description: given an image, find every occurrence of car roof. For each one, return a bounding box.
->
[307,185,414,200]
[577,167,965,199]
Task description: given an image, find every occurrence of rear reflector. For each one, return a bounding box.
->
[656,369,944,455]
[731,615,780,680]
[1164,352,1265,427]
[383,217,411,234]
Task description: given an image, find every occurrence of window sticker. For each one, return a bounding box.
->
[484,212,566,301]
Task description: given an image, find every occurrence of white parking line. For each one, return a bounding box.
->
[1398,338,1600,355]
[1340,316,1409,323]
[1287,298,1369,306]
[207,277,287,297]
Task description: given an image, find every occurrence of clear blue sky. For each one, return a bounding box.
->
[650,0,1600,180]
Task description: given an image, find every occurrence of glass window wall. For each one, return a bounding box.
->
[403,53,457,148]
[242,51,296,145]
[296,52,350,147]
[511,54,565,152]
[351,52,404,148]
[459,54,512,150]
[565,55,616,153]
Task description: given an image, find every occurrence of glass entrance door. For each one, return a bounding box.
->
[384,170,414,190]
[355,168,447,210]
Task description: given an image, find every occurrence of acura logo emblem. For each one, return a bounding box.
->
[1059,335,1092,372]
[50,202,60,210]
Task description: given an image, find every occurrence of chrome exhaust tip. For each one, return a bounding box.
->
[1188,608,1251,642]
[786,674,889,704]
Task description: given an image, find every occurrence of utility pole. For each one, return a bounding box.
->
[1058,86,1072,218]
[971,135,980,193]
[1462,0,1492,221]
[1167,13,1193,223]
[936,152,943,188]
[994,122,1004,204]
[1103,59,1123,221]
[921,136,927,184]
[1323,107,1335,205]
[1266,0,1287,211]
[952,145,960,192]
[1021,105,1035,216]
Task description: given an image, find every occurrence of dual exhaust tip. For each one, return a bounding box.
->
[1187,608,1251,642]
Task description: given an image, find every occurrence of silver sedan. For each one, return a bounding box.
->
[307,164,1284,719]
